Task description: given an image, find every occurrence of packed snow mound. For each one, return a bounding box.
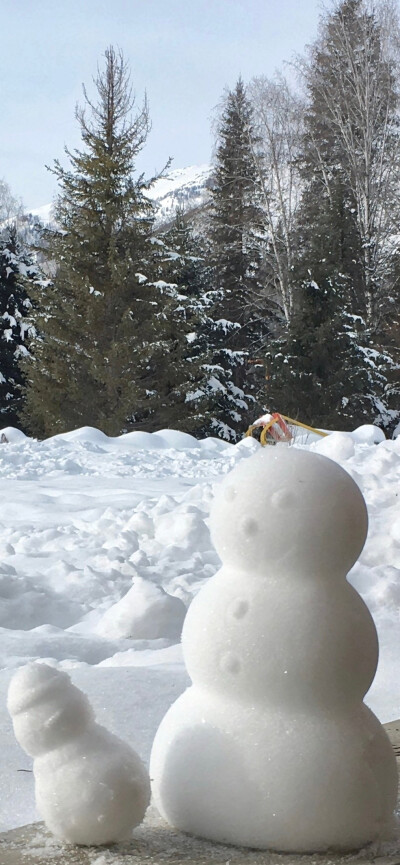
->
[116,431,167,450]
[51,426,110,445]
[313,431,356,460]
[156,429,202,450]
[8,663,150,845]
[0,421,388,455]
[312,425,388,461]
[0,424,235,454]
[96,577,186,641]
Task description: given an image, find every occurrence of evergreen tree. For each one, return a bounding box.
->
[21,47,186,438]
[158,209,256,441]
[0,225,35,428]
[134,215,211,435]
[265,278,383,428]
[208,78,268,438]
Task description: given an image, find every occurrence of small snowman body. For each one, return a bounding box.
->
[8,663,150,846]
[150,447,398,853]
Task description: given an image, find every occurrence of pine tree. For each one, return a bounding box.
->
[208,78,268,438]
[22,47,175,438]
[265,278,381,428]
[0,225,35,428]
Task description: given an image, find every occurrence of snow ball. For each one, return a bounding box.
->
[352,424,386,445]
[96,577,186,640]
[0,426,30,443]
[313,431,355,460]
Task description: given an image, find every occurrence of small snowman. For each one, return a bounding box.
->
[150,447,398,853]
[8,663,150,846]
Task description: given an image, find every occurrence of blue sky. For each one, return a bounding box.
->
[0,0,322,210]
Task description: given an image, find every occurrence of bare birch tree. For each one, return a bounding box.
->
[248,75,304,324]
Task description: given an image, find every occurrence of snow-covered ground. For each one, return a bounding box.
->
[0,423,399,833]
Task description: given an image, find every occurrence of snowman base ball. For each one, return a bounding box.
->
[8,663,151,846]
[150,446,398,853]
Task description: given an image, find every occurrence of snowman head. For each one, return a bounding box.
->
[7,663,94,757]
[210,447,367,577]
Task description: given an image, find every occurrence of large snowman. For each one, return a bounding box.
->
[150,446,398,853]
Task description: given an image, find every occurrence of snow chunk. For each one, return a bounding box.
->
[96,577,186,640]
[155,505,210,552]
[352,424,386,445]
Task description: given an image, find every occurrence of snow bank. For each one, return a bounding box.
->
[0,421,399,834]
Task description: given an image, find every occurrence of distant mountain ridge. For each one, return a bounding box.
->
[28,164,213,229]
[147,164,212,226]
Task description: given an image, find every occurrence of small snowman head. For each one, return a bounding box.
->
[7,663,94,757]
[210,447,367,577]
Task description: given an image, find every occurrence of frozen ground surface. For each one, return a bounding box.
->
[0,423,399,835]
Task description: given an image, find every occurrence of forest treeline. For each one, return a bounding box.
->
[1,0,399,440]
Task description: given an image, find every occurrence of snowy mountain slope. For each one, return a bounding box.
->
[28,203,54,225]
[27,164,213,230]
[146,164,212,226]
